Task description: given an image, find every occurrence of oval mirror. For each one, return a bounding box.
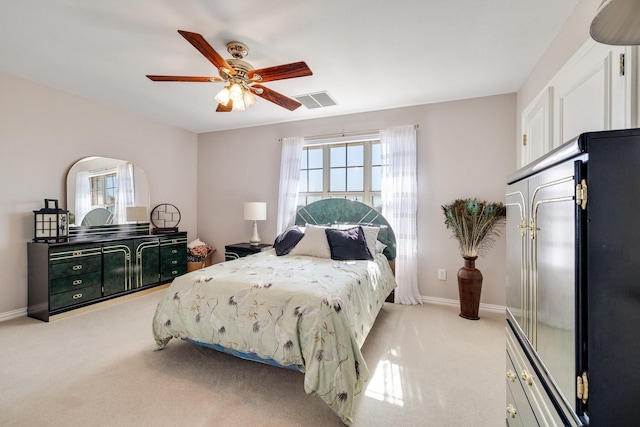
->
[66,156,150,227]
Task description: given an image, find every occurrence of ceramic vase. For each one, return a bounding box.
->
[457,256,483,320]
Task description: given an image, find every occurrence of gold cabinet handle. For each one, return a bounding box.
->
[521,370,533,386]
[507,404,517,419]
[506,370,517,382]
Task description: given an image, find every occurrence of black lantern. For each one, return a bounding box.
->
[33,199,68,243]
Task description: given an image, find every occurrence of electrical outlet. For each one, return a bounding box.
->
[438,269,447,281]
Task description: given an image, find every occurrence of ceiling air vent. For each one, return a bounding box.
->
[294,91,337,109]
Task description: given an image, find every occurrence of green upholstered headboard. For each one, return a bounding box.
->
[295,199,396,260]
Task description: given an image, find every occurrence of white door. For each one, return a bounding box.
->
[553,41,632,148]
[521,88,553,168]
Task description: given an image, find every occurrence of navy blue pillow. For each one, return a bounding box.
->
[273,226,305,256]
[324,226,373,261]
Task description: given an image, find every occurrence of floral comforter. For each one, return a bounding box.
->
[152,249,396,425]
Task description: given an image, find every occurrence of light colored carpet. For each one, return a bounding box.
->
[0,290,505,426]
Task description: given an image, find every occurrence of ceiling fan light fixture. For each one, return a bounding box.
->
[229,83,244,102]
[148,31,312,113]
[232,98,246,111]
[243,90,257,107]
[215,87,230,105]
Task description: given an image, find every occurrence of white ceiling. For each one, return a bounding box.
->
[0,0,581,134]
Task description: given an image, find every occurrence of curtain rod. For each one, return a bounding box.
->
[278,124,419,142]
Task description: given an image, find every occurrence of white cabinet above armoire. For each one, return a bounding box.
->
[520,39,636,168]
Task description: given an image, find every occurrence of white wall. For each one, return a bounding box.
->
[0,72,198,316]
[197,94,516,306]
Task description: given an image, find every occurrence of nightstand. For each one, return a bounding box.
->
[225,242,272,261]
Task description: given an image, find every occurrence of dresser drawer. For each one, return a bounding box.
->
[50,284,102,311]
[160,267,185,281]
[506,323,567,426]
[506,350,537,426]
[49,246,102,263]
[160,236,187,281]
[50,270,102,295]
[50,255,102,279]
[160,246,187,265]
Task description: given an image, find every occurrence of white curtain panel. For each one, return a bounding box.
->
[74,171,91,226]
[381,125,422,305]
[114,162,135,224]
[276,136,304,234]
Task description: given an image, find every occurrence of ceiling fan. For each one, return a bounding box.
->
[146,30,313,112]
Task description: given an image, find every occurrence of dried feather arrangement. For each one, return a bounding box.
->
[442,198,506,257]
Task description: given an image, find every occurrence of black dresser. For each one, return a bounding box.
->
[505,129,640,426]
[28,231,187,321]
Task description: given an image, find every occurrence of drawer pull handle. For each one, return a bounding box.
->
[72,279,83,286]
[172,239,178,243]
[72,293,83,300]
[520,370,533,386]
[506,404,517,419]
[171,249,178,254]
[506,370,517,382]
[171,270,178,275]
[72,265,83,271]
[73,251,82,256]
[171,260,178,265]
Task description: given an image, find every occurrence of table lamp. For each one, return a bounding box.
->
[244,202,267,245]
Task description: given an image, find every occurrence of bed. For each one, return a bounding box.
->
[152,199,397,425]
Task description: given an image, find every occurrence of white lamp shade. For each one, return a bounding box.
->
[229,83,244,102]
[590,0,640,45]
[244,202,267,221]
[215,87,230,105]
[126,206,148,222]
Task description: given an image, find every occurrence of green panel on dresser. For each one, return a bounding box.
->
[103,240,133,296]
[133,238,160,288]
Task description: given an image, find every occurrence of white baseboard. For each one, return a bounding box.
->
[421,296,506,316]
[0,307,27,322]
[2,294,505,322]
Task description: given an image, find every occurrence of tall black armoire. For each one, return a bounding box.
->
[505,128,640,426]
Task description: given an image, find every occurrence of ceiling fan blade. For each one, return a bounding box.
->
[177,30,236,75]
[248,61,312,83]
[146,75,223,82]
[216,101,233,112]
[252,84,302,111]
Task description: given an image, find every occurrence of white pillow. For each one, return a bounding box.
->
[288,224,331,258]
[375,239,387,254]
[360,226,380,256]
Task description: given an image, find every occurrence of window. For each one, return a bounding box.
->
[298,139,382,209]
[89,171,117,212]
